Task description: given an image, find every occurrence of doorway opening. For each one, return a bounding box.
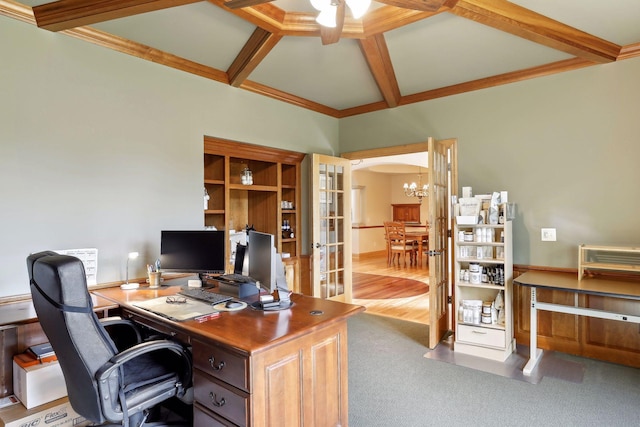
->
[347,151,430,326]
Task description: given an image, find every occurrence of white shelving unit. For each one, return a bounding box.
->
[454,220,515,361]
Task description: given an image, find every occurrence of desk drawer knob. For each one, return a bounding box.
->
[209,392,226,407]
[208,356,226,371]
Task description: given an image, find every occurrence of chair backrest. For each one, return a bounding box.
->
[385,221,406,240]
[385,221,409,244]
[383,221,392,240]
[27,251,118,424]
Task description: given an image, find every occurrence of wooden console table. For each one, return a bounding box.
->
[94,285,364,426]
[514,271,640,375]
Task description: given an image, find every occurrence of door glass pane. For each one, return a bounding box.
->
[335,218,343,245]
[335,165,344,191]
[312,153,351,301]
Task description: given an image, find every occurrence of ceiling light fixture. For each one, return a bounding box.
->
[403,168,429,204]
[311,0,371,28]
[345,0,371,19]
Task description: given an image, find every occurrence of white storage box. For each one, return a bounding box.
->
[456,215,480,225]
[13,359,67,409]
[0,397,88,427]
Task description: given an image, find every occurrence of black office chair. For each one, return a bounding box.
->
[27,251,193,427]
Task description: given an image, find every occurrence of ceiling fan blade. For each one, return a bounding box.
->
[224,0,275,9]
[375,0,450,12]
[320,2,345,45]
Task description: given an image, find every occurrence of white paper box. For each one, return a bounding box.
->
[13,360,67,409]
[456,216,479,225]
[0,397,88,427]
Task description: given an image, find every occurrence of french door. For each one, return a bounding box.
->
[310,154,352,302]
[428,137,458,348]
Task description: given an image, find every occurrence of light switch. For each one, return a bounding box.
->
[541,228,556,242]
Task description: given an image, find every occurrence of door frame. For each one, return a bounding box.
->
[310,154,353,302]
[341,139,458,348]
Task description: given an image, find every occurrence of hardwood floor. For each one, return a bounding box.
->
[352,252,430,325]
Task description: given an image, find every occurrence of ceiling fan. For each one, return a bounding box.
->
[223,0,449,45]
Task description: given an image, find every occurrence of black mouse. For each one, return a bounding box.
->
[225,300,243,309]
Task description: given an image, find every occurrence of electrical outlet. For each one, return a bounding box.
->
[541,228,556,241]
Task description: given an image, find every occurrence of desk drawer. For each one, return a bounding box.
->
[194,370,249,427]
[194,402,238,427]
[458,324,505,348]
[193,340,249,392]
[122,309,190,344]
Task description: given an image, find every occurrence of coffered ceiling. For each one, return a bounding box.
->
[4,0,640,118]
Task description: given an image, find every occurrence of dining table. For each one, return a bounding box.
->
[405,229,429,267]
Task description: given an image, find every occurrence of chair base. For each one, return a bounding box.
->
[388,251,418,267]
[90,398,192,427]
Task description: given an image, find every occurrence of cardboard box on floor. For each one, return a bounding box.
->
[0,397,89,427]
[13,359,67,409]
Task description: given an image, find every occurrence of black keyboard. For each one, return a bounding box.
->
[178,288,232,305]
[217,273,254,284]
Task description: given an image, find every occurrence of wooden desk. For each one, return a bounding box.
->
[94,285,364,426]
[405,231,429,266]
[514,271,640,376]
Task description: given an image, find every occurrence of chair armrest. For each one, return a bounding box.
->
[100,315,131,326]
[100,316,143,348]
[95,339,192,421]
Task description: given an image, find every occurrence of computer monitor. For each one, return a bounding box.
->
[160,230,226,280]
[233,243,248,275]
[247,230,275,293]
[248,230,288,294]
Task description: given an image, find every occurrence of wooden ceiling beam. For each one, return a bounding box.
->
[209,2,441,39]
[362,5,443,37]
[618,42,640,61]
[0,0,34,24]
[358,34,401,108]
[451,0,620,63]
[375,0,451,12]
[228,27,282,87]
[64,26,229,83]
[399,57,594,106]
[208,0,284,33]
[32,0,201,31]
[223,0,275,9]
[241,80,341,117]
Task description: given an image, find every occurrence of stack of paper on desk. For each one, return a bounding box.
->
[133,296,218,321]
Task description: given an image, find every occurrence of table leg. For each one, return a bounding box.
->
[523,286,543,375]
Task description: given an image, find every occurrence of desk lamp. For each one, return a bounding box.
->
[121,251,139,289]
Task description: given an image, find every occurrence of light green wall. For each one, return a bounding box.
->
[340,58,640,268]
[3,14,640,297]
[0,17,338,297]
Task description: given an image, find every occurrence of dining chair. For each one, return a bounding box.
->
[384,221,418,267]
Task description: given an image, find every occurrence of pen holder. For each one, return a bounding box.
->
[148,272,161,288]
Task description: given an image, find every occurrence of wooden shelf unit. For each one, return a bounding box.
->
[578,244,640,279]
[204,136,305,273]
[454,220,515,361]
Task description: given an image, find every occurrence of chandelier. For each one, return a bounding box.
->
[403,169,429,203]
[311,0,371,27]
